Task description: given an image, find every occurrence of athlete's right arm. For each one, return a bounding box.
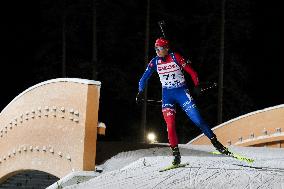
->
[138,58,156,92]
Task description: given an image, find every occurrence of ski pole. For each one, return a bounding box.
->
[200,82,217,93]
[158,20,167,38]
[141,99,162,103]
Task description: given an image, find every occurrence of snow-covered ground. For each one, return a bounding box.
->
[66,144,284,189]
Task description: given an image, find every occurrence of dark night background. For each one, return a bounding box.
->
[1,0,283,144]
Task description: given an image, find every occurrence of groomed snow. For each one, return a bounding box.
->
[66,144,284,189]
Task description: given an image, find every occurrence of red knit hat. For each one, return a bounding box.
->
[155,38,169,47]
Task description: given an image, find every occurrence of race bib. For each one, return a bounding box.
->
[156,60,185,88]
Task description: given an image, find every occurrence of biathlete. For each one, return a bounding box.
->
[136,38,230,166]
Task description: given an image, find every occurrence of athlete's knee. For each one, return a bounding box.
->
[183,102,197,114]
[162,108,176,118]
[162,108,176,129]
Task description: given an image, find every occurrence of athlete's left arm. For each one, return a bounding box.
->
[174,52,199,86]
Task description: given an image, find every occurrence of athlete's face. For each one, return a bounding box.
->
[155,46,169,57]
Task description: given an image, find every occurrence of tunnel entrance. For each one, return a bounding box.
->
[0,170,59,189]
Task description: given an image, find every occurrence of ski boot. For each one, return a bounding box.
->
[210,136,231,156]
[171,146,181,166]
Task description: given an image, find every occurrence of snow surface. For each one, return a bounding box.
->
[66,144,284,189]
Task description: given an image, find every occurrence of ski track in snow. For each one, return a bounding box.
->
[65,145,284,189]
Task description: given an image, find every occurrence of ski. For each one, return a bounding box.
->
[233,164,284,172]
[159,163,189,172]
[212,151,254,164]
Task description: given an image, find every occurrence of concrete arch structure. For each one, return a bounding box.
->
[0,78,102,183]
[189,104,284,148]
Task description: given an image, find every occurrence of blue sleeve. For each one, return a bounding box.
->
[138,58,156,92]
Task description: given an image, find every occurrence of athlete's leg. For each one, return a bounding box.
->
[162,108,178,147]
[176,87,215,139]
[162,88,178,147]
[162,88,181,165]
[176,87,230,155]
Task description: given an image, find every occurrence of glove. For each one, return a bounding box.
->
[136,92,144,104]
[193,85,201,97]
